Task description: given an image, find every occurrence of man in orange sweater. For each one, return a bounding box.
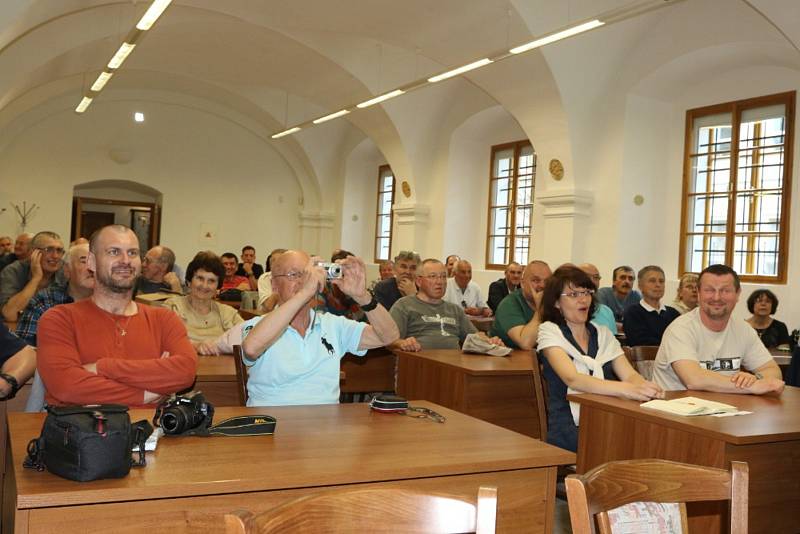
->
[38,225,197,408]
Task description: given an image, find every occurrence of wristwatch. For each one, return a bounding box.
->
[754,372,764,380]
[0,372,20,401]
[360,296,379,312]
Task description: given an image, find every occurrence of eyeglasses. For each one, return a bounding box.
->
[38,246,65,256]
[561,289,595,299]
[420,274,447,281]
[273,271,304,281]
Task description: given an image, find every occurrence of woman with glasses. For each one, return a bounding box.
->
[672,272,699,314]
[163,252,243,355]
[745,289,791,350]
[536,266,663,452]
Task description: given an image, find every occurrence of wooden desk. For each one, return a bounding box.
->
[395,349,545,439]
[570,388,800,534]
[194,355,239,406]
[5,403,574,533]
[469,316,493,332]
[340,348,395,393]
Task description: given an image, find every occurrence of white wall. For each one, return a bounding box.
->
[0,99,303,268]
[340,137,384,261]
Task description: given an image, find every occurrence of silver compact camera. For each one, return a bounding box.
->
[317,262,343,279]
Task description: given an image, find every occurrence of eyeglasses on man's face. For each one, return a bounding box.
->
[560,289,595,299]
[273,271,304,281]
[38,246,65,256]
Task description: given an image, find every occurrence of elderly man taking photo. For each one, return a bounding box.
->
[241,250,399,406]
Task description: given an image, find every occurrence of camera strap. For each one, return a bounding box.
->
[206,415,277,437]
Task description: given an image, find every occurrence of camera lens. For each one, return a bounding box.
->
[160,411,184,434]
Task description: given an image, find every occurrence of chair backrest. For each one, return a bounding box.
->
[232,345,249,406]
[531,355,548,441]
[224,486,498,534]
[627,345,659,381]
[565,459,748,534]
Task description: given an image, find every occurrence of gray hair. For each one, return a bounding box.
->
[394,250,421,264]
[31,231,61,249]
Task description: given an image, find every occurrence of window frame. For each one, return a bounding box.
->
[374,164,396,264]
[485,140,536,270]
[678,91,795,284]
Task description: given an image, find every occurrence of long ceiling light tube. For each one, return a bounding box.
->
[136,0,173,30]
[313,109,351,124]
[74,0,173,114]
[271,127,302,139]
[509,20,605,54]
[356,89,406,109]
[428,58,494,83]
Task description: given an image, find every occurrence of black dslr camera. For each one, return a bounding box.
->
[154,391,214,436]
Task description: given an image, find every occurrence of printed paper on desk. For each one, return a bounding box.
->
[640,397,739,416]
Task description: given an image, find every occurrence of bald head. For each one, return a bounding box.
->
[522,260,551,301]
[271,250,309,275]
[453,259,473,289]
[578,263,602,289]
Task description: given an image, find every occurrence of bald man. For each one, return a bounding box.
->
[240,250,399,406]
[578,263,618,335]
[37,224,196,407]
[443,260,490,317]
[0,233,33,272]
[134,245,182,295]
[489,260,551,350]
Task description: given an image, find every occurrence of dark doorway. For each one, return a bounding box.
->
[71,197,160,249]
[80,211,115,240]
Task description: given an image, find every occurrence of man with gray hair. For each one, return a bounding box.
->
[134,245,182,295]
[0,236,12,255]
[1,231,65,321]
[623,265,680,347]
[373,250,421,310]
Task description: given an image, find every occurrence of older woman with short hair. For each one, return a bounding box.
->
[537,266,663,452]
[164,252,243,355]
[745,289,790,350]
[672,272,698,314]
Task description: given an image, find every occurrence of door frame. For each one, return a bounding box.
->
[71,196,159,247]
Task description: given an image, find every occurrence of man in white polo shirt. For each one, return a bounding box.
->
[240,250,399,406]
[653,264,784,394]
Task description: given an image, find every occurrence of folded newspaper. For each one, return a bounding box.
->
[640,397,740,416]
[461,333,512,356]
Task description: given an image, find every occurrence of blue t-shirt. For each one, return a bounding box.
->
[241,310,367,406]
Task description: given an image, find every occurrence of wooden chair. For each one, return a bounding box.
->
[565,459,748,534]
[625,345,659,381]
[232,345,249,406]
[531,354,548,441]
[221,486,498,533]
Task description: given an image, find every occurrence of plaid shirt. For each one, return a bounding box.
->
[15,286,73,346]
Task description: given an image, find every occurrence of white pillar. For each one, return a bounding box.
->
[536,189,594,265]
[299,211,335,255]
[392,203,430,257]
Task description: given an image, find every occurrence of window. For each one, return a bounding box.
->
[374,165,395,262]
[680,92,794,283]
[486,140,536,269]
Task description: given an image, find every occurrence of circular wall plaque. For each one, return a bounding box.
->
[633,194,645,206]
[548,159,564,180]
[401,180,411,198]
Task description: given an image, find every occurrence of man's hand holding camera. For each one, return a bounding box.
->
[331,255,371,306]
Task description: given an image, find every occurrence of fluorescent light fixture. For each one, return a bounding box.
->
[356,89,405,109]
[428,58,493,83]
[136,0,173,30]
[90,71,113,92]
[271,127,301,139]
[108,43,136,69]
[75,96,93,113]
[134,112,145,123]
[313,109,351,124]
[509,19,605,54]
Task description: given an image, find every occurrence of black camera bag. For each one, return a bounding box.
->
[23,404,152,482]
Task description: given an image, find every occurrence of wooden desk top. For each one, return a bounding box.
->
[195,354,236,381]
[394,349,534,376]
[569,386,800,445]
[9,402,574,510]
